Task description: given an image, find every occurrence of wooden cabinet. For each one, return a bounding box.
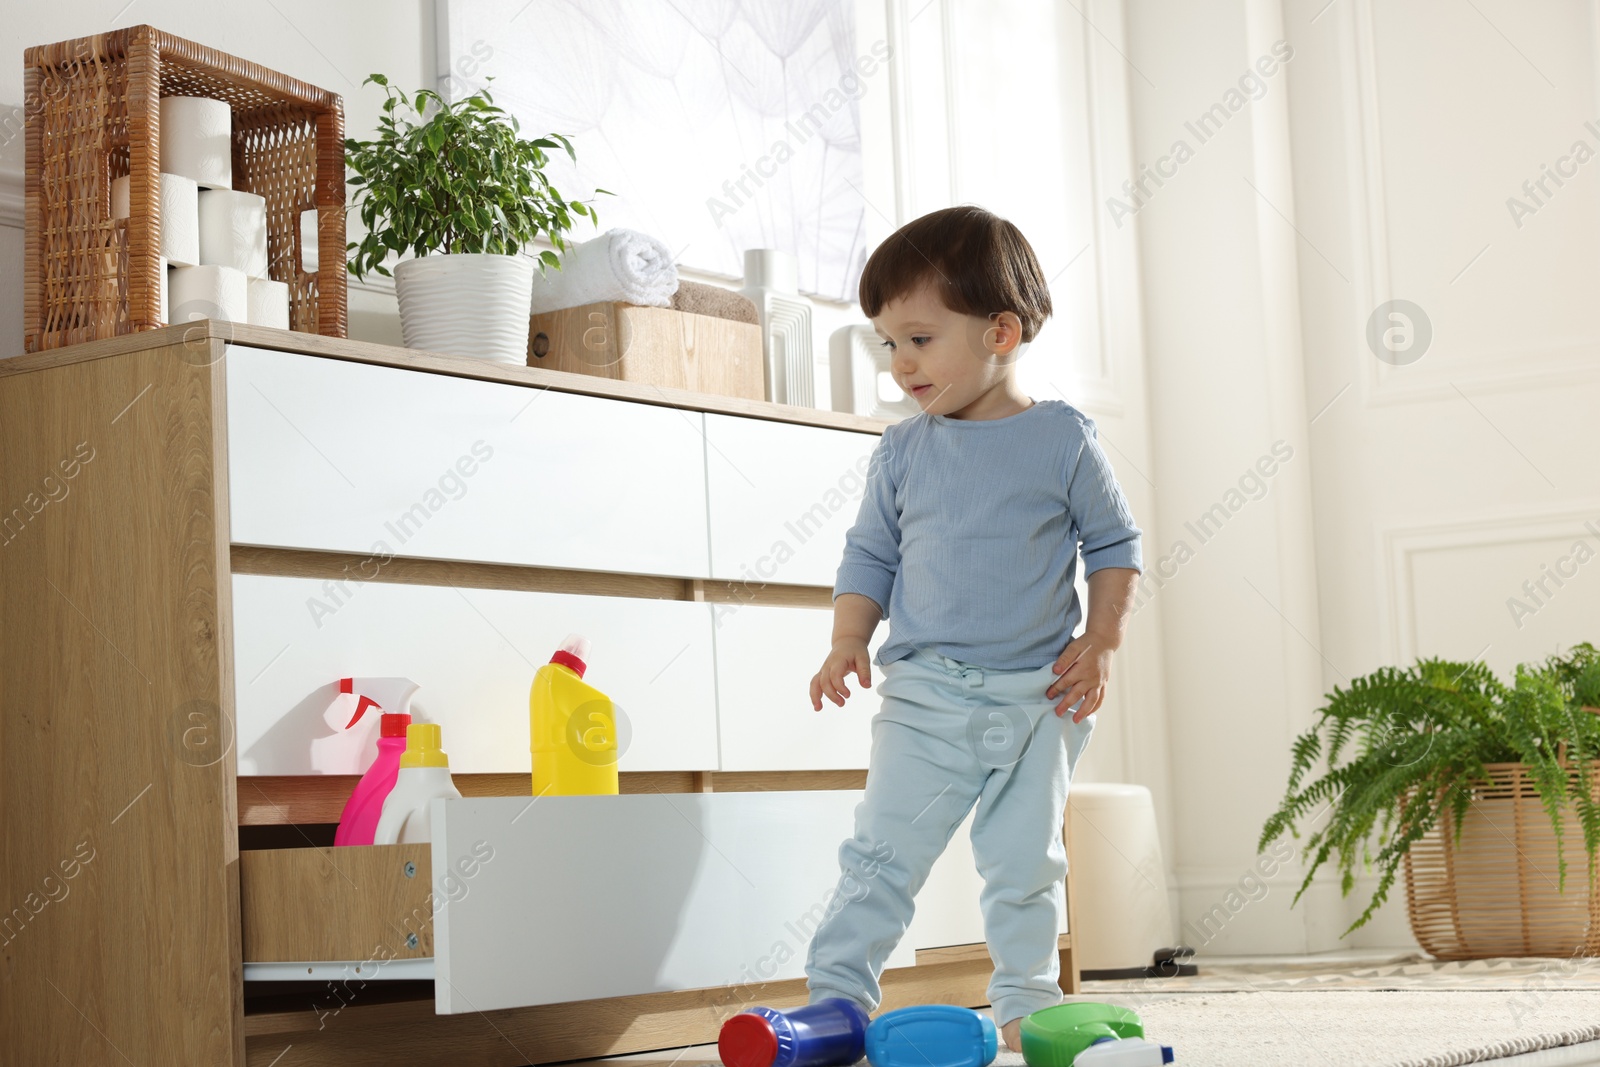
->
[714,602,886,771]
[0,324,1077,1067]
[903,809,989,953]
[704,412,882,587]
[431,791,919,1013]
[897,807,1069,953]
[226,344,713,578]
[232,574,719,775]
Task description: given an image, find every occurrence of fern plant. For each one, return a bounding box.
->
[1259,642,1600,935]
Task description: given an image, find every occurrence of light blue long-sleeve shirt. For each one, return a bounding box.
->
[833,399,1143,670]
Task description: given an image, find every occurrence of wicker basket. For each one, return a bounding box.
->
[1404,760,1600,959]
[22,24,346,351]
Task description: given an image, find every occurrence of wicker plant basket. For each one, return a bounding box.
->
[22,24,346,351]
[1403,759,1600,959]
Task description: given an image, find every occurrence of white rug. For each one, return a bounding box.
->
[1084,952,1600,993]
[591,956,1600,1067]
[980,992,1600,1067]
[605,991,1600,1067]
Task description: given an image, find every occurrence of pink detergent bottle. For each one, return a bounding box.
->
[333,678,420,847]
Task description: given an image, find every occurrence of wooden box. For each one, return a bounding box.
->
[528,301,766,401]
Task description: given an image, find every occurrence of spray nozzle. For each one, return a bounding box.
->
[345,695,382,730]
[333,677,422,731]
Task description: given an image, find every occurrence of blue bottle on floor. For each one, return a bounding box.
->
[864,1005,997,1067]
[719,998,871,1067]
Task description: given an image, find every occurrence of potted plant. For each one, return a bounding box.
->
[344,74,603,362]
[1260,643,1600,958]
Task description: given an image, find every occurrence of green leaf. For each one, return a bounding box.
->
[1259,642,1600,936]
[342,74,598,259]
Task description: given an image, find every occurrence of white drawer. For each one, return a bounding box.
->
[232,574,718,775]
[225,346,711,577]
[713,603,884,771]
[903,809,988,951]
[899,807,1068,950]
[430,791,918,1013]
[704,412,881,587]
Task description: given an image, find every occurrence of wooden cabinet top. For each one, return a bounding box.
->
[1,322,894,435]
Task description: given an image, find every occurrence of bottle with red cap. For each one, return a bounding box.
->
[718,998,869,1067]
[530,633,619,796]
[333,678,419,847]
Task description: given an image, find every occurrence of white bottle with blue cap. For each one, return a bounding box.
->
[1074,1036,1175,1065]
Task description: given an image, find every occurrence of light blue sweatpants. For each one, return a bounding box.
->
[804,647,1095,1027]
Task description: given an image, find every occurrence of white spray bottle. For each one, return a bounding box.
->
[332,678,421,847]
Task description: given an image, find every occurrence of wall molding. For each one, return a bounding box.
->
[884,0,914,227]
[940,0,963,207]
[1366,340,1600,403]
[1069,0,1128,419]
[1340,0,1600,405]
[0,165,22,227]
[1380,500,1600,663]
[1173,865,1387,892]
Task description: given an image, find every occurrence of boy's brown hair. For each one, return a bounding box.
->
[858,205,1053,342]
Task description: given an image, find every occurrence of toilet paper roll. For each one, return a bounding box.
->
[158,174,200,267]
[109,172,202,266]
[299,209,319,274]
[247,277,290,329]
[159,96,233,188]
[169,264,249,324]
[198,188,268,279]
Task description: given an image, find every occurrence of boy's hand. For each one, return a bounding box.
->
[1046,631,1116,722]
[811,638,872,710]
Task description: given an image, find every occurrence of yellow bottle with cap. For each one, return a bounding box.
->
[530,633,619,796]
[372,723,462,844]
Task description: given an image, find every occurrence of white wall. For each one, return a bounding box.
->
[1119,0,1338,955]
[1124,0,1600,955]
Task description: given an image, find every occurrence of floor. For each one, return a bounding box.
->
[545,950,1600,1067]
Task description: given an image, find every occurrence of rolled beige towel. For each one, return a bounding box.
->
[670,280,759,325]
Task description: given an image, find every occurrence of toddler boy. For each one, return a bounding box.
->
[805,205,1143,1052]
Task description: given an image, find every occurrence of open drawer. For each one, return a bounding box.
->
[429,790,920,1014]
[238,794,1042,1016]
[239,844,436,981]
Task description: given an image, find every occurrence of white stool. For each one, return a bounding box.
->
[1068,782,1186,977]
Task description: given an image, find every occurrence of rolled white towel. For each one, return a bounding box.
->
[528,228,679,313]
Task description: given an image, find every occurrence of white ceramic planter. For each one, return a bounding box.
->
[393,252,536,363]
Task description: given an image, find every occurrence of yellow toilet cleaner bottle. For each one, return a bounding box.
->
[530,633,619,796]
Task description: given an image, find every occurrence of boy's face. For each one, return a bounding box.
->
[872,280,1023,420]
